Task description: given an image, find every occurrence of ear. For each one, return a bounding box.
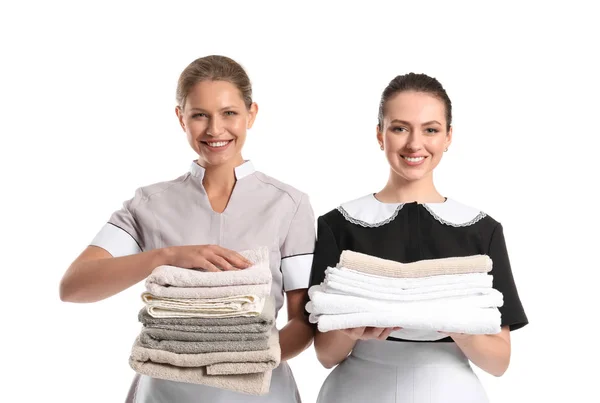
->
[445,125,453,150]
[175,106,186,131]
[376,124,384,149]
[247,102,259,129]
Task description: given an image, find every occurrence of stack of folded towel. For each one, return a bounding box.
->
[306,250,504,341]
[129,247,280,396]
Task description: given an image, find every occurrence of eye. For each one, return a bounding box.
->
[224,111,237,116]
[191,113,208,118]
[425,128,439,134]
[391,126,407,133]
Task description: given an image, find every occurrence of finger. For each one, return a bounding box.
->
[368,327,386,339]
[377,328,394,340]
[210,255,238,271]
[339,329,355,340]
[193,257,221,272]
[215,247,252,268]
[342,327,363,340]
[360,327,378,340]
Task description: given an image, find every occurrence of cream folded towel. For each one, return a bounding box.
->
[145,247,272,298]
[138,297,276,333]
[129,329,280,396]
[306,285,504,315]
[144,295,266,319]
[146,282,272,299]
[339,250,492,278]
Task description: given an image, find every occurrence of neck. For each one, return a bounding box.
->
[376,170,445,204]
[198,156,244,196]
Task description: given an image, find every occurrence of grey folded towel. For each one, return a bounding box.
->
[129,328,281,396]
[138,296,275,333]
[138,332,270,354]
[140,327,270,342]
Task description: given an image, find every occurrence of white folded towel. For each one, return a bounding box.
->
[306,285,504,315]
[322,280,497,302]
[144,294,266,319]
[325,267,493,296]
[309,307,501,335]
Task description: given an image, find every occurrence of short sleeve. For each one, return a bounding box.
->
[280,194,316,291]
[308,216,341,288]
[488,222,528,331]
[89,188,146,257]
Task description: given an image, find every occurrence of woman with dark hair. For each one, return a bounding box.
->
[308,73,528,402]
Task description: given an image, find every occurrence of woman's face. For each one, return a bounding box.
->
[176,80,257,168]
[377,91,452,183]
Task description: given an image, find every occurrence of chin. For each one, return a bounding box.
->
[392,168,429,182]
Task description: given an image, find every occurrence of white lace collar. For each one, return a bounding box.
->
[337,194,486,227]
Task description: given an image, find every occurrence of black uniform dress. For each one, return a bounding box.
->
[308,194,528,403]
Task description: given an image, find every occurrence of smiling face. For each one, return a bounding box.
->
[377,90,452,183]
[176,80,257,169]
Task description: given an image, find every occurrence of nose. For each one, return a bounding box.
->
[405,132,423,151]
[207,116,224,136]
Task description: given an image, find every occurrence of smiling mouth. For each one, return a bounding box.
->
[201,140,233,148]
[401,156,426,162]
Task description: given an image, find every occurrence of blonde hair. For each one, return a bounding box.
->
[176,55,252,110]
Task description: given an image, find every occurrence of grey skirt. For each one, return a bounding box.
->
[316,339,490,403]
[126,362,301,403]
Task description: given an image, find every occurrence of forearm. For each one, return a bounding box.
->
[279,316,315,361]
[453,333,511,377]
[314,330,357,369]
[60,247,169,303]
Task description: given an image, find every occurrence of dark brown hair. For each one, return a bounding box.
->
[176,55,252,110]
[378,73,452,130]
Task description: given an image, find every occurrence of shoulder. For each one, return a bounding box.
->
[252,171,308,207]
[423,198,492,228]
[129,172,191,206]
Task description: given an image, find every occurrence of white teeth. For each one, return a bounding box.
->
[403,156,425,162]
[206,141,229,147]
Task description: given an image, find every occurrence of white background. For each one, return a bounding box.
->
[1,1,599,402]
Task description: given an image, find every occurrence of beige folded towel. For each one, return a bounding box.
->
[146,247,272,291]
[144,295,266,319]
[129,329,280,395]
[338,250,492,278]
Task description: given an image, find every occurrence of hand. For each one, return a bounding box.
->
[340,326,402,341]
[164,244,252,272]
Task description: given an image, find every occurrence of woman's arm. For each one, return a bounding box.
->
[314,329,357,369]
[314,326,397,369]
[59,244,251,303]
[279,289,315,361]
[445,326,511,377]
[60,246,168,303]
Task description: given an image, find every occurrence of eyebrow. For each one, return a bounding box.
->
[189,106,240,112]
[390,119,442,126]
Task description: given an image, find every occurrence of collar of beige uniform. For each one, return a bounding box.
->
[189,160,256,181]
